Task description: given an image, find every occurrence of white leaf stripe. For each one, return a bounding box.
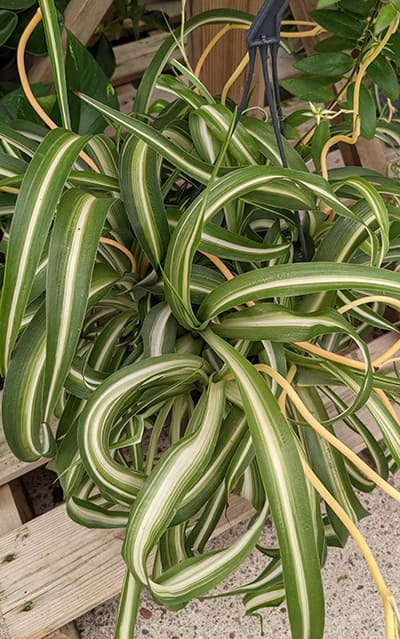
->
[133,142,164,262]
[2,266,120,461]
[2,305,46,461]
[0,129,88,374]
[187,483,227,552]
[68,171,119,192]
[78,356,209,505]
[244,116,307,171]
[203,328,324,639]
[200,224,290,260]
[198,262,400,321]
[151,501,268,605]
[244,587,286,612]
[323,363,400,465]
[0,121,38,156]
[44,190,111,421]
[174,407,248,524]
[120,137,169,266]
[212,301,374,416]
[212,304,356,340]
[156,75,207,111]
[338,177,389,263]
[133,9,254,113]
[141,303,175,358]
[194,104,259,165]
[188,111,219,162]
[298,389,367,528]
[68,497,129,529]
[88,311,134,371]
[79,93,212,183]
[165,166,354,328]
[122,380,225,584]
[39,0,71,129]
[173,166,341,230]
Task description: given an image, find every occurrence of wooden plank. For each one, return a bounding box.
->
[0,485,23,536]
[352,137,388,175]
[0,457,80,639]
[289,0,320,55]
[0,424,44,487]
[115,83,137,114]
[0,495,253,639]
[58,0,114,49]
[29,0,114,83]
[111,31,184,86]
[129,0,181,19]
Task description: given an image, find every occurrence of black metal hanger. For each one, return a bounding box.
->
[236,0,309,260]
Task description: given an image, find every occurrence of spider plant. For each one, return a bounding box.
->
[1,1,400,638]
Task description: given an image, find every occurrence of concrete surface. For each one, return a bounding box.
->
[73,474,400,638]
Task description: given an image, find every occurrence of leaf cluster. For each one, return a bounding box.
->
[1,3,400,638]
[282,0,400,156]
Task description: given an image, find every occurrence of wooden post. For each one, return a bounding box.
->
[186,1,265,107]
[289,0,320,55]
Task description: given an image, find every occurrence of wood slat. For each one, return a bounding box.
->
[0,458,80,638]
[0,425,44,487]
[29,0,115,84]
[0,485,23,536]
[125,0,181,20]
[289,0,320,56]
[0,495,253,639]
[111,32,183,86]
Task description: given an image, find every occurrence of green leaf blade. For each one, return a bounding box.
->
[0,10,17,47]
[203,329,325,639]
[0,128,88,375]
[43,189,112,421]
[39,0,71,129]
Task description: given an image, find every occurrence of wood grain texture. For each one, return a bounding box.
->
[0,495,253,639]
[0,485,23,536]
[29,0,114,83]
[0,420,44,487]
[187,1,265,107]
[289,0,319,55]
[111,31,183,86]
[352,137,388,175]
[0,454,80,639]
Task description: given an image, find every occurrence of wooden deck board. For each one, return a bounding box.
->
[0,428,44,487]
[0,495,252,639]
[111,32,183,86]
